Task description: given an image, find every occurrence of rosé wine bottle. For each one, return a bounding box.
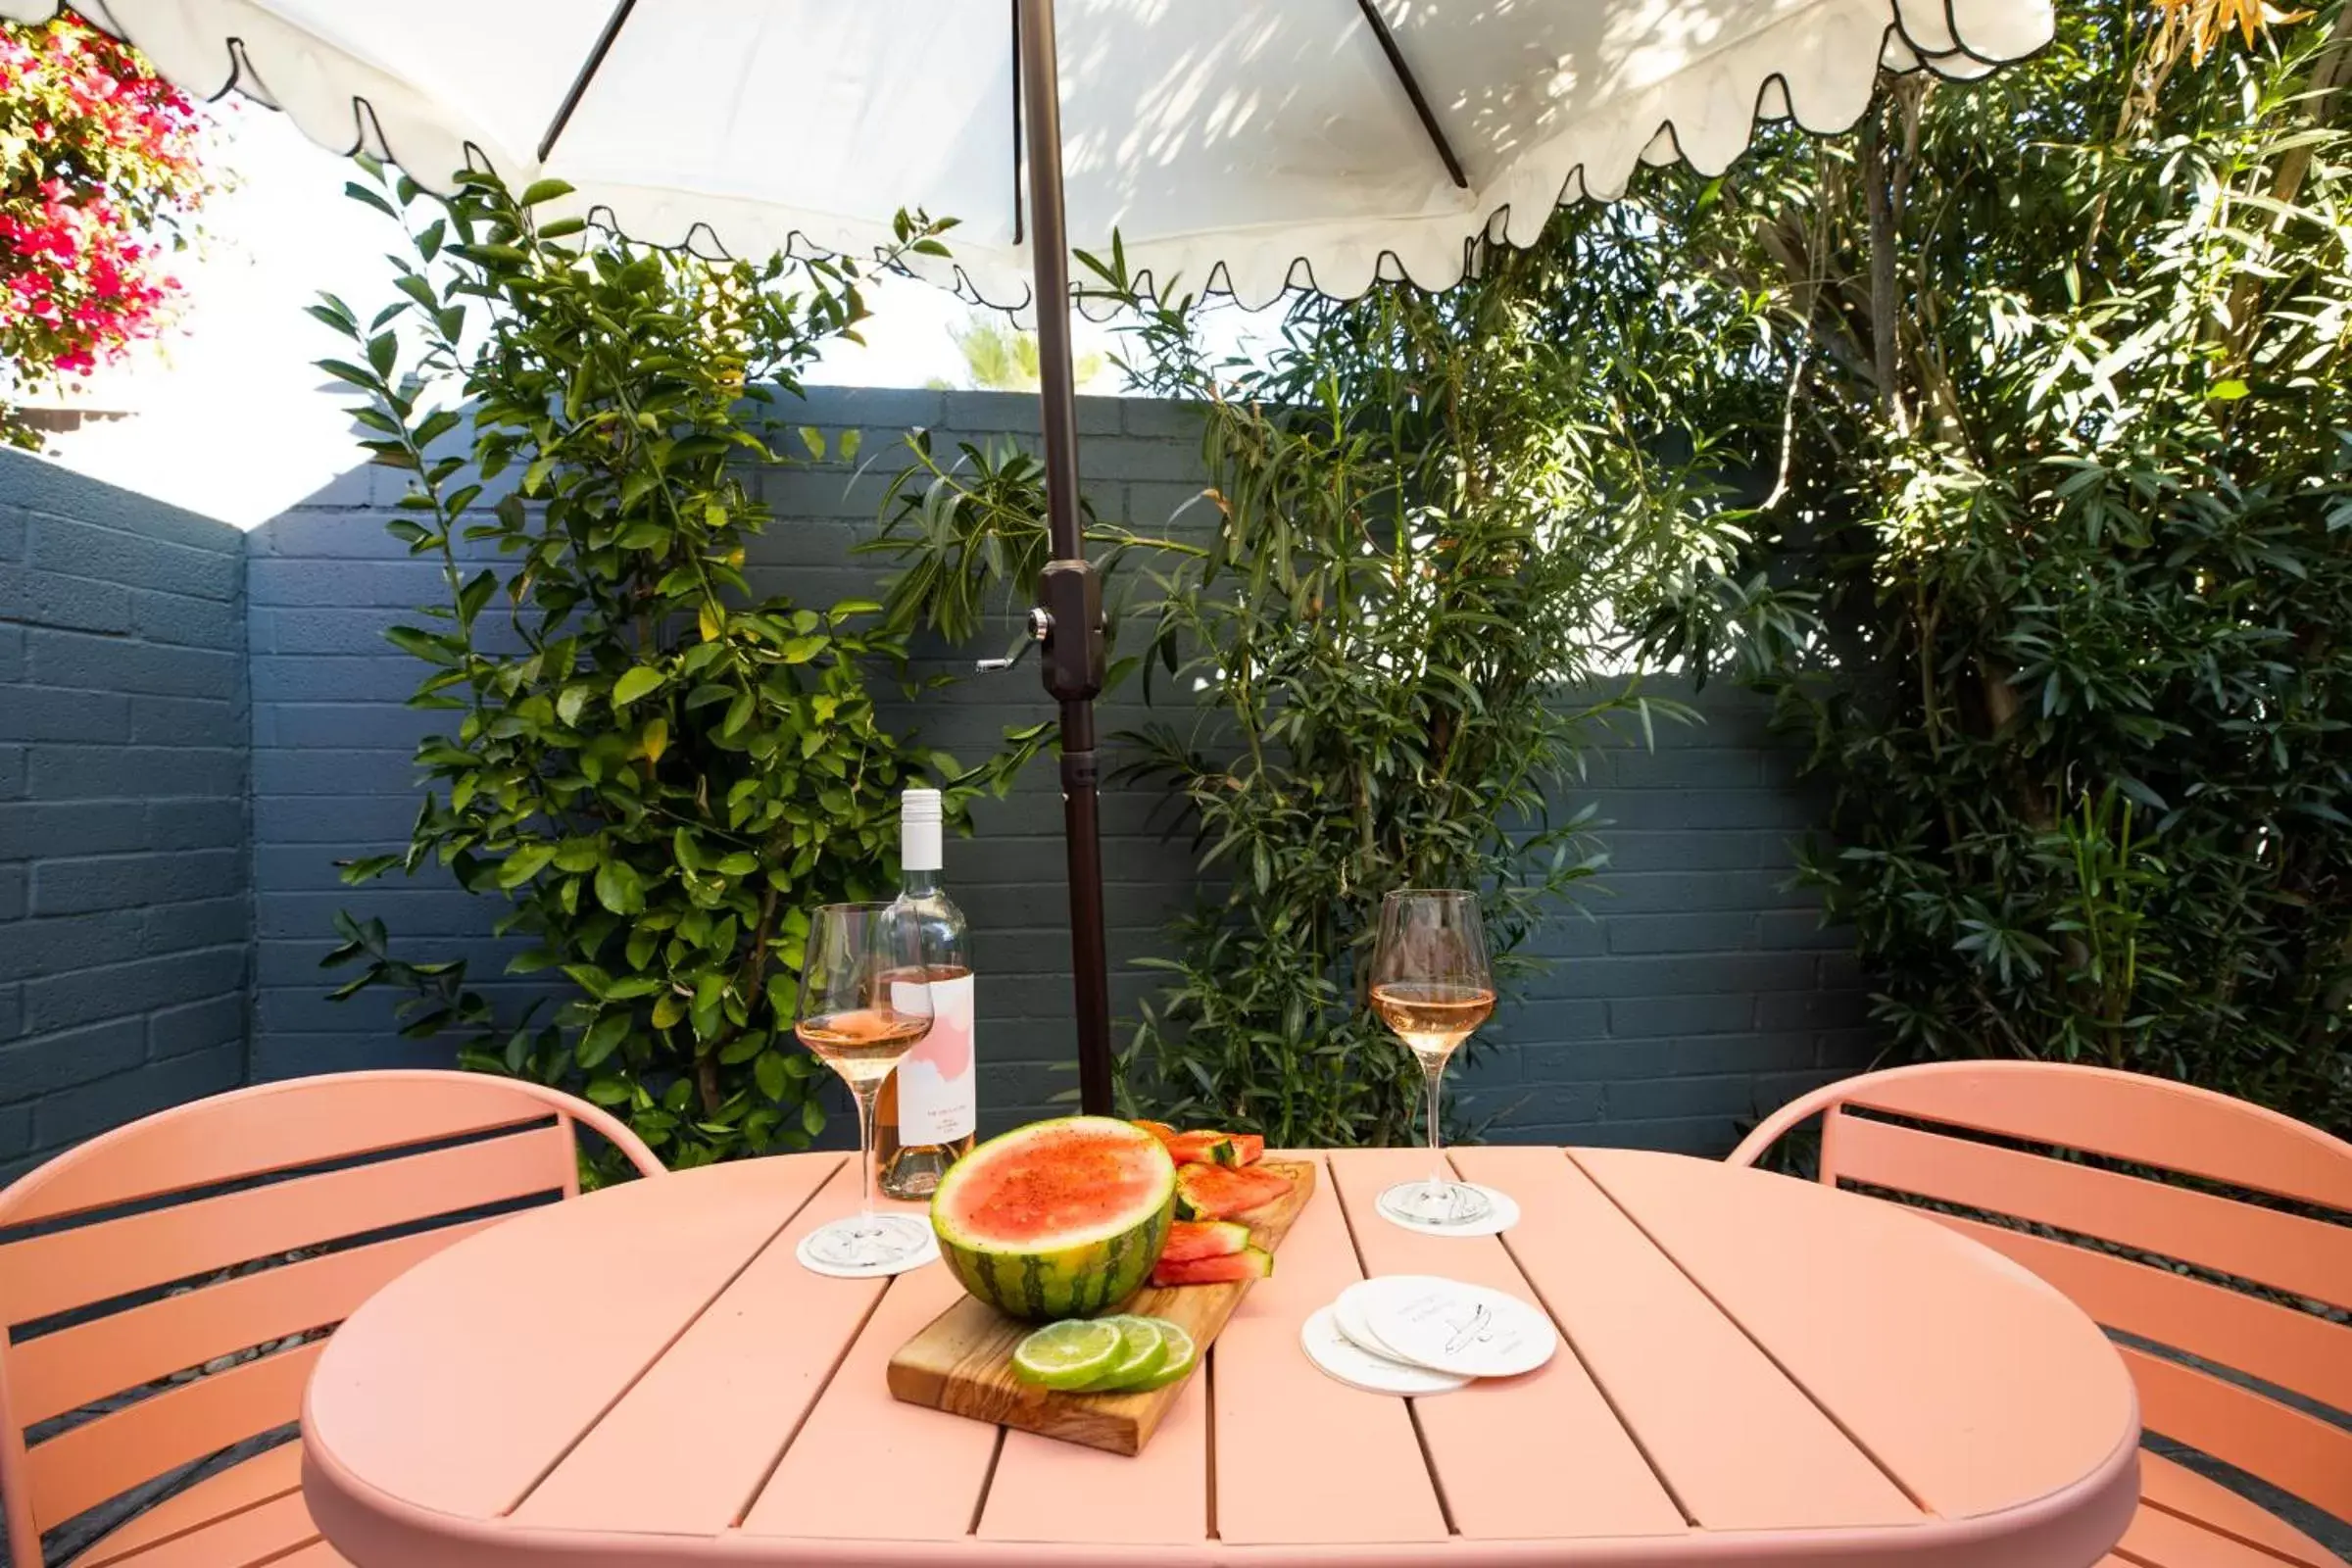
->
[878,788,976,1198]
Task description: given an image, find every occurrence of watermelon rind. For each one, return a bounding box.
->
[931,1116,1177,1322]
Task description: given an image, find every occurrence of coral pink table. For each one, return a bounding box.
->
[301,1147,2140,1567]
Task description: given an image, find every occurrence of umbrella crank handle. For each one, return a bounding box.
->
[972,606,1063,673]
[972,607,1054,673]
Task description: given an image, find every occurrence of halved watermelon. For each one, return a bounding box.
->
[1152,1246,1273,1289]
[931,1117,1176,1321]
[1159,1219,1250,1263]
[1173,1162,1293,1222]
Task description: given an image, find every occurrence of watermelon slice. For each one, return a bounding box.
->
[1161,1129,1241,1165]
[1130,1119,1177,1143]
[1159,1219,1250,1263]
[1211,1133,1265,1167]
[1152,1246,1273,1289]
[1173,1161,1293,1222]
[1153,1128,1268,1167]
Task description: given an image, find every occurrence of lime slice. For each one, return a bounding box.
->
[1011,1318,1125,1391]
[1127,1321,1198,1391]
[1078,1315,1168,1393]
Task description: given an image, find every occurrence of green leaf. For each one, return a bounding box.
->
[519,177,577,207]
[577,1011,631,1069]
[343,180,400,220]
[596,858,646,915]
[498,843,558,888]
[612,665,666,707]
[755,1049,788,1102]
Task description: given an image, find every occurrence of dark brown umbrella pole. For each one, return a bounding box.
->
[1018,0,1115,1115]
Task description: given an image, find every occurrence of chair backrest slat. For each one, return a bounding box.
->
[1833,1111,2351,1308]
[1838,1062,2352,1210]
[0,1074,583,1227]
[0,1070,665,1561]
[1729,1061,2352,1532]
[2119,1344,2352,1523]
[24,1339,325,1533]
[10,1216,501,1429]
[1931,1211,2352,1413]
[0,1124,570,1328]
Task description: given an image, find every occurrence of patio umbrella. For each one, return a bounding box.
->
[6,0,2056,1114]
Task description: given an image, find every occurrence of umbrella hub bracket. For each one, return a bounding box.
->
[1035,559,1106,705]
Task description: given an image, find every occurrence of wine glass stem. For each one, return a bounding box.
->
[1423,1054,1446,1188]
[851,1076,883,1225]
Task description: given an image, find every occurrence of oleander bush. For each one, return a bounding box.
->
[1642,0,2352,1131]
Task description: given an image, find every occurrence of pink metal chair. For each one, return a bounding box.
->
[0,1069,665,1568]
[1730,1059,2351,1568]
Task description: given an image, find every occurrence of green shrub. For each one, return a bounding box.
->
[1656,2,2352,1130]
[314,164,1044,1175]
[871,226,1771,1147]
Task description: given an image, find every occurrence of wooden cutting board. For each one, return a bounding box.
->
[885,1158,1316,1456]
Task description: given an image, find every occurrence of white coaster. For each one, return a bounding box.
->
[1333,1278,1421,1365]
[795,1217,940,1279]
[1300,1305,1470,1396]
[1374,1182,1521,1238]
[1350,1274,1558,1379]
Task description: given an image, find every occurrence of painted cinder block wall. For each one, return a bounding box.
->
[0,448,250,1183]
[246,387,1871,1152]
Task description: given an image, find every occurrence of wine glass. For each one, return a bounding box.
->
[1368,889,1497,1230]
[795,902,937,1271]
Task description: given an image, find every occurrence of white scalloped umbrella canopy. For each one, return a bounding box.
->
[5,0,2052,308]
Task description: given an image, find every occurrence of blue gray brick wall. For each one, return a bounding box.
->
[247,388,1870,1152]
[0,448,250,1182]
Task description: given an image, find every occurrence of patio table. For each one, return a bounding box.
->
[300,1145,2141,1568]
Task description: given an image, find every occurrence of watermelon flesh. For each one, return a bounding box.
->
[1152,1246,1273,1289]
[1174,1161,1294,1222]
[1159,1219,1250,1263]
[931,1117,1176,1321]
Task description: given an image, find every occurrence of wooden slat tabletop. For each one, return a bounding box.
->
[301,1148,2142,1568]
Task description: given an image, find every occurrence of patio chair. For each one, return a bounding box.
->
[0,1069,665,1568]
[1729,1059,2350,1568]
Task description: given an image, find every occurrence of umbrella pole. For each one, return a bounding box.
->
[1017,0,1115,1117]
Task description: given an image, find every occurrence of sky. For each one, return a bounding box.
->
[40,102,1148,528]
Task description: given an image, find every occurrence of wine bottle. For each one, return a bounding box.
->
[878,788,976,1198]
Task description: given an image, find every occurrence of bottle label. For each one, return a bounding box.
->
[891,972,975,1142]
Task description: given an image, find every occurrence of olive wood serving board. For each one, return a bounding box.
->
[885,1158,1316,1456]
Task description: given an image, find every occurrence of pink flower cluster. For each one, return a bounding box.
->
[2,17,205,385]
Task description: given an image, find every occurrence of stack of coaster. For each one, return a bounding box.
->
[1298,1273,1558,1396]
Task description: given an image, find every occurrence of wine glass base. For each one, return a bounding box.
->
[796,1212,938,1278]
[1376,1179,1506,1234]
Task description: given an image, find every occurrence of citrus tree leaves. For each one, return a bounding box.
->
[314,164,1043,1179]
